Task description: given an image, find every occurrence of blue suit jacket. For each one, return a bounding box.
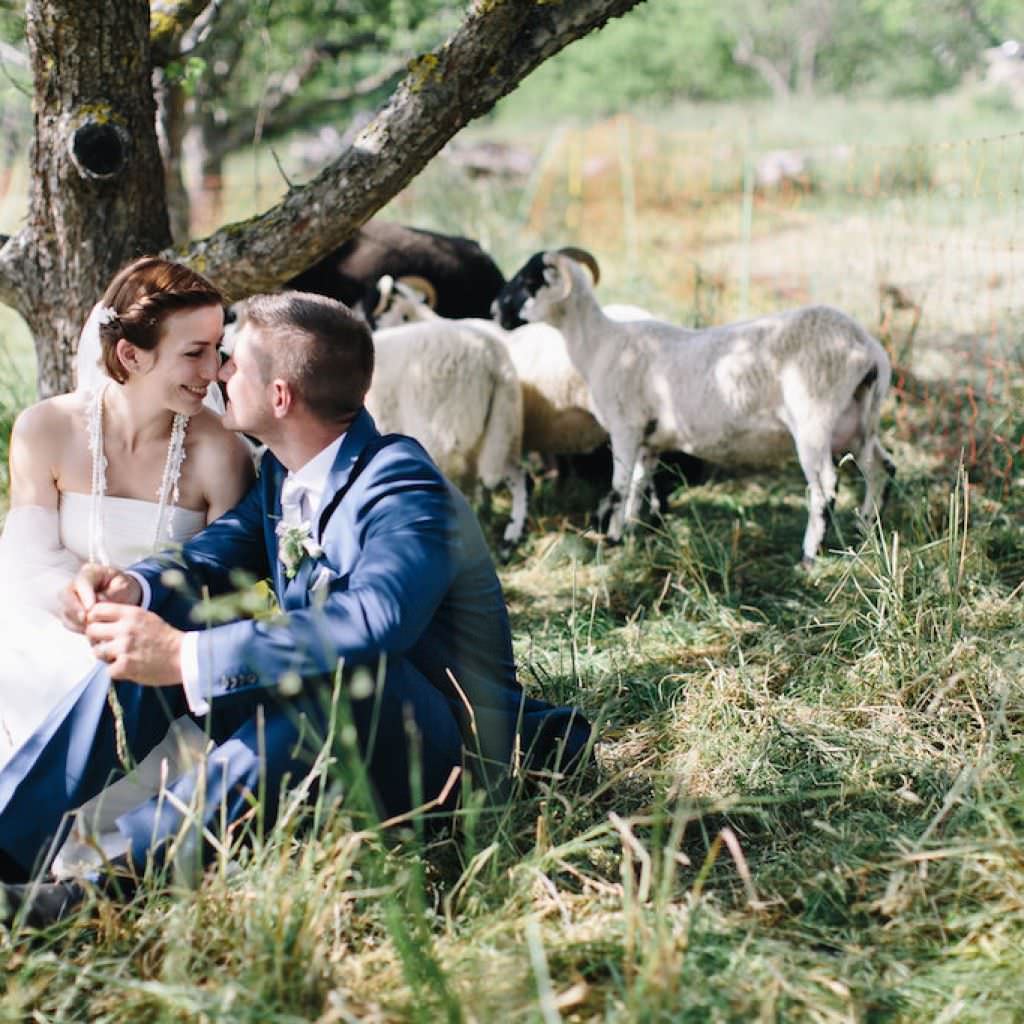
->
[0,413,588,872]
[134,409,521,707]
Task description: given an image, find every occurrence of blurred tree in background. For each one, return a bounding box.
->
[168,0,459,235]
[495,0,1024,116]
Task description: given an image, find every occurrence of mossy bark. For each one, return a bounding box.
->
[0,0,645,396]
[178,0,648,298]
[17,0,172,397]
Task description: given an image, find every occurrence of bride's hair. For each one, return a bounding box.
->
[99,257,224,384]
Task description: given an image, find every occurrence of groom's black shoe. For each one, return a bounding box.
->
[0,854,140,929]
[0,878,87,928]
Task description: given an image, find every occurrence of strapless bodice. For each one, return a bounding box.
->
[59,491,207,566]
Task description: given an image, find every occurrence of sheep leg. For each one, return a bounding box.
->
[499,463,529,561]
[794,429,838,563]
[628,446,660,521]
[598,432,641,542]
[856,435,897,522]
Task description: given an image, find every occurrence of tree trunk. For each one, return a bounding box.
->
[795,28,819,97]
[21,0,172,397]
[0,0,646,396]
[183,110,226,235]
[155,69,192,243]
[733,33,793,101]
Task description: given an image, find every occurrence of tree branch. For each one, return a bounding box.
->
[247,34,382,142]
[732,33,792,101]
[150,0,215,66]
[0,232,36,315]
[174,0,648,297]
[0,40,29,70]
[179,0,226,56]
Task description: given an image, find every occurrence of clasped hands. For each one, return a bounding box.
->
[59,564,183,685]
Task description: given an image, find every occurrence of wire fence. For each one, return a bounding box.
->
[2,113,1024,494]
[518,116,1024,497]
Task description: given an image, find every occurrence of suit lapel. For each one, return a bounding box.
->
[265,455,289,598]
[281,552,317,612]
[314,409,379,541]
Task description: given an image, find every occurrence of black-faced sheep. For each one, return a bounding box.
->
[495,249,895,563]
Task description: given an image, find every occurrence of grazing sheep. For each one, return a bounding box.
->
[288,220,505,321]
[495,249,895,563]
[375,276,705,512]
[367,318,527,559]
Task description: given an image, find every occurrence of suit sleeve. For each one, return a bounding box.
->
[193,445,462,698]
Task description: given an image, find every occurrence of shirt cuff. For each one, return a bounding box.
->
[125,570,151,609]
[179,632,211,716]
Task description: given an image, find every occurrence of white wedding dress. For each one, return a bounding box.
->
[0,302,230,875]
[0,494,207,766]
[0,494,213,876]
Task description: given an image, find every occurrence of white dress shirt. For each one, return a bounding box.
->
[169,433,346,716]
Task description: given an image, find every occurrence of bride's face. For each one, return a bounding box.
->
[130,304,224,414]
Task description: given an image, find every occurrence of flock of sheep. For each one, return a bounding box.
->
[276,221,897,565]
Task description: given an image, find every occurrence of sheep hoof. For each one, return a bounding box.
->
[497,540,518,564]
[797,556,816,571]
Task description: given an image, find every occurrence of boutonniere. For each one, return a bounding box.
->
[276,519,323,579]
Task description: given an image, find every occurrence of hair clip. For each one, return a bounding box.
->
[97,305,119,326]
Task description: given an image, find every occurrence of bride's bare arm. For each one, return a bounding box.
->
[4,397,92,618]
[7,399,67,508]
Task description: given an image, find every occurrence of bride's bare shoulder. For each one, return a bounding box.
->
[188,407,244,449]
[12,392,86,444]
[8,394,88,501]
[188,408,254,474]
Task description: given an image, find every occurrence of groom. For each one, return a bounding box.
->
[0,291,591,922]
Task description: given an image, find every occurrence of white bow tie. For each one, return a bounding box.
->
[280,476,310,526]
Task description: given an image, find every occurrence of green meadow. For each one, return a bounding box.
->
[1,91,1023,1021]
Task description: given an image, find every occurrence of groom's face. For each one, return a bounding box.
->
[219,325,274,438]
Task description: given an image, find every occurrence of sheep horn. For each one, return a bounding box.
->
[397,275,438,309]
[557,247,600,285]
[372,275,395,317]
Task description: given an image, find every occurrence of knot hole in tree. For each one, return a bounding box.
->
[68,120,131,180]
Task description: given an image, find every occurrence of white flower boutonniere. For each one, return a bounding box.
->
[276,519,323,579]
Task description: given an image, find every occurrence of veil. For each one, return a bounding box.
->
[74,301,226,414]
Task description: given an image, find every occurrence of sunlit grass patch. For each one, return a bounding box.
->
[3,96,1024,1021]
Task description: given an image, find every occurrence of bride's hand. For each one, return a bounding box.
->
[60,563,142,632]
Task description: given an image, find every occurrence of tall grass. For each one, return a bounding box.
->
[3,95,1024,1020]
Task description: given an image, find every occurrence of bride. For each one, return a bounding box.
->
[0,256,254,769]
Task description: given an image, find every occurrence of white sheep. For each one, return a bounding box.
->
[367,315,528,559]
[494,249,895,563]
[373,275,670,493]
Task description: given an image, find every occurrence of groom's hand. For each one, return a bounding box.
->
[60,564,143,633]
[84,603,183,685]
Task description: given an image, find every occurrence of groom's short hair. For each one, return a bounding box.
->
[240,291,374,423]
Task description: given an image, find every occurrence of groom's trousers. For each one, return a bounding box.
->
[0,656,464,878]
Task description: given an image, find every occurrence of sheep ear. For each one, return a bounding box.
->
[373,275,395,317]
[397,274,438,309]
[551,255,575,300]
